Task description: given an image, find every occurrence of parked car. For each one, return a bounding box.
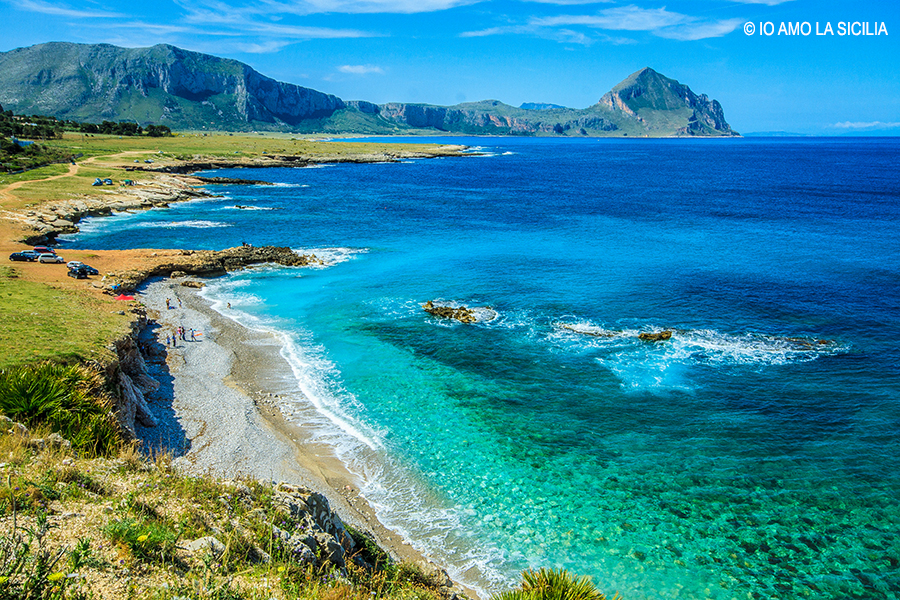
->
[67,267,88,279]
[38,253,65,264]
[66,261,84,269]
[9,251,38,262]
[33,246,55,254]
[81,265,99,276]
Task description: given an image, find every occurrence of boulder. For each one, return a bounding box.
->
[188,536,226,557]
[638,330,673,342]
[423,301,478,324]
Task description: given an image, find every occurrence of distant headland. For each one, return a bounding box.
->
[0,42,737,138]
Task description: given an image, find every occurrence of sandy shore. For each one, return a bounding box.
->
[135,275,463,587]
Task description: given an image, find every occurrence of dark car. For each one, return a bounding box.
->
[67,266,89,279]
[9,251,38,262]
[81,265,99,276]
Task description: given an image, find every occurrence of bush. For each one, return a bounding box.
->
[0,363,122,456]
[491,568,620,600]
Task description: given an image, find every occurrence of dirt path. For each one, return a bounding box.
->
[0,150,149,205]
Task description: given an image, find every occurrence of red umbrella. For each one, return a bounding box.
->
[114,294,135,301]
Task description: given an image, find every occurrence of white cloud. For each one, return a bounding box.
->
[519,0,615,5]
[338,64,386,74]
[832,121,900,129]
[12,0,122,18]
[183,0,479,16]
[731,0,794,4]
[655,18,744,40]
[468,5,743,43]
[533,6,690,31]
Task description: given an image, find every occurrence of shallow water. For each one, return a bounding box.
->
[64,138,900,599]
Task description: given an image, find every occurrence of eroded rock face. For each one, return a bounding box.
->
[109,334,160,438]
[271,482,356,568]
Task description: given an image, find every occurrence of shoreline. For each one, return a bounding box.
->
[136,276,478,599]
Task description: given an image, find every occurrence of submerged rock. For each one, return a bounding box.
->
[558,324,619,337]
[422,301,497,324]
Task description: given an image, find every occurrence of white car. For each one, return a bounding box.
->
[66,261,84,269]
[38,253,65,264]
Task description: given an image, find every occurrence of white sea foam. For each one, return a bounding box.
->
[198,277,512,598]
[143,220,230,229]
[222,205,276,211]
[552,319,846,389]
[294,246,369,268]
[269,182,310,188]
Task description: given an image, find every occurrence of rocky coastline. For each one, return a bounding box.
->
[7,144,471,246]
[1,144,480,599]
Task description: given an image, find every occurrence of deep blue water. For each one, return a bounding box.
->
[63,138,900,599]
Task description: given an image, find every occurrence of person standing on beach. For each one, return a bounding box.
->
[166,298,171,309]
[171,332,177,347]
[190,328,196,342]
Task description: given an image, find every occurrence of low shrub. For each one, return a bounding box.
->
[491,568,620,600]
[0,362,122,456]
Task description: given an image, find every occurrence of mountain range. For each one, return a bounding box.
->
[0,42,738,137]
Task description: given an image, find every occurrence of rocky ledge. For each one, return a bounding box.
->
[105,245,322,294]
[4,175,211,245]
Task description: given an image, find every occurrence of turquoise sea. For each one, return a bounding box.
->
[63,138,900,599]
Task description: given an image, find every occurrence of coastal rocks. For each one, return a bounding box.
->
[270,482,356,569]
[192,176,274,185]
[638,330,673,342]
[105,246,321,294]
[13,176,211,245]
[558,323,675,342]
[423,301,478,323]
[108,335,161,438]
[423,301,497,323]
[557,324,618,337]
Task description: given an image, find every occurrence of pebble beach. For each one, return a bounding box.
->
[134,276,444,577]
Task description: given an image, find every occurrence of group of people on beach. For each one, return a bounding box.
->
[165,326,198,346]
[163,297,200,346]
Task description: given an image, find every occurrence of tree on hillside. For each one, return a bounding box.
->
[146,124,172,137]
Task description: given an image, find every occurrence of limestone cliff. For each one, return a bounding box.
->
[0,42,344,130]
[0,42,736,136]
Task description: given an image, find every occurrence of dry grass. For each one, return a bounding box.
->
[0,425,457,600]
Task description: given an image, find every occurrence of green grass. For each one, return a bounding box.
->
[0,269,131,368]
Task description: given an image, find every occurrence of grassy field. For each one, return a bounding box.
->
[0,266,131,368]
[0,131,463,367]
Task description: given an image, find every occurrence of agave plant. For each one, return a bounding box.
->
[492,568,620,600]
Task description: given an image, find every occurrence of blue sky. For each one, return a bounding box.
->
[1,0,897,134]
